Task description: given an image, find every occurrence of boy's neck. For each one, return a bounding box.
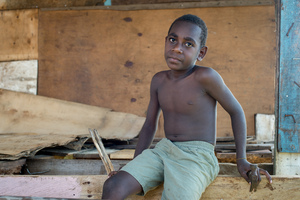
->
[169,65,196,80]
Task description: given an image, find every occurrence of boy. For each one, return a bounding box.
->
[102,14,272,200]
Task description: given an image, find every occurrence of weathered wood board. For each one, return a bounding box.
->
[0,9,38,62]
[255,114,275,142]
[24,157,273,176]
[277,0,300,153]
[0,89,145,160]
[0,159,26,175]
[0,175,299,199]
[0,60,38,94]
[0,0,275,11]
[38,6,276,138]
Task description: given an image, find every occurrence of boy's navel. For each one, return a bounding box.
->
[187,101,194,105]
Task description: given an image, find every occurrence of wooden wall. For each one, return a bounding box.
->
[37,6,276,138]
[0,3,276,138]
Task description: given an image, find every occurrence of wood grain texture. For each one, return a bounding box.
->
[0,9,38,61]
[0,89,145,160]
[0,175,299,199]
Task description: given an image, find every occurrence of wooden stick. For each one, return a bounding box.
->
[88,128,114,174]
[93,129,114,173]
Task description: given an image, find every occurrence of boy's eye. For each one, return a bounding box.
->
[169,38,176,43]
[185,42,193,47]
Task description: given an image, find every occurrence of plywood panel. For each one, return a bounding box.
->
[0,60,37,94]
[38,6,276,138]
[0,9,38,61]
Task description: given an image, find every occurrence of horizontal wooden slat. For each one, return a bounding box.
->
[0,175,299,199]
[0,0,275,11]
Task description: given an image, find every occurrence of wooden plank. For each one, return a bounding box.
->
[217,150,272,163]
[0,0,102,10]
[0,9,38,62]
[218,163,273,176]
[0,60,37,94]
[0,89,145,160]
[0,0,275,11]
[25,157,272,176]
[95,148,272,162]
[216,143,273,151]
[277,0,300,153]
[0,175,299,199]
[38,6,276,138]
[109,149,135,160]
[0,159,26,175]
[25,159,128,176]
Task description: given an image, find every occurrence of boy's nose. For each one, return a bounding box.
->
[172,45,183,54]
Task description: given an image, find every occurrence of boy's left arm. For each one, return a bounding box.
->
[202,69,272,185]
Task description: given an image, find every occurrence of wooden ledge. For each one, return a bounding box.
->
[0,175,300,199]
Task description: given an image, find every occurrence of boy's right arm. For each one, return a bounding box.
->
[134,73,162,157]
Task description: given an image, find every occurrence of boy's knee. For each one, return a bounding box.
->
[103,177,117,194]
[102,177,126,199]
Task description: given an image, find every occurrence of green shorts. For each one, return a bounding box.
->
[121,138,219,200]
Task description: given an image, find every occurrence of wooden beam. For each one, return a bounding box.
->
[0,0,275,11]
[0,175,299,199]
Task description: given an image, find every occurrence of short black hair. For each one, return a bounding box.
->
[168,14,208,47]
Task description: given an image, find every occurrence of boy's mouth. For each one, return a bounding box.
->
[168,56,182,63]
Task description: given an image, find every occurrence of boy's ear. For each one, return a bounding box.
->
[197,46,208,61]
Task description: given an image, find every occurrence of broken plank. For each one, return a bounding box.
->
[0,175,299,199]
[0,89,145,160]
[0,159,26,175]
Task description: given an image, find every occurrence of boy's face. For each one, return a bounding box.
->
[164,21,207,71]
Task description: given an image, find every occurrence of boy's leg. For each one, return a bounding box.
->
[102,171,142,200]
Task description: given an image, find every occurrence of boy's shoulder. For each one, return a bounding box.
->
[152,70,169,79]
[194,66,218,79]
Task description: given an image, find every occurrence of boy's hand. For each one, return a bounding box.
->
[108,171,119,177]
[108,166,123,178]
[236,159,272,188]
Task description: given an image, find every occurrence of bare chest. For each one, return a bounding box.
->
[157,78,208,114]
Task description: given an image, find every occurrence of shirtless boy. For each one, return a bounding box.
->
[102,14,272,200]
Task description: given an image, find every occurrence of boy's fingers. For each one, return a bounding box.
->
[242,171,250,183]
[259,168,272,184]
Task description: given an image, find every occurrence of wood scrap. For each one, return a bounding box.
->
[1,175,299,199]
[89,129,114,174]
[110,149,135,160]
[0,159,26,175]
[0,89,145,160]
